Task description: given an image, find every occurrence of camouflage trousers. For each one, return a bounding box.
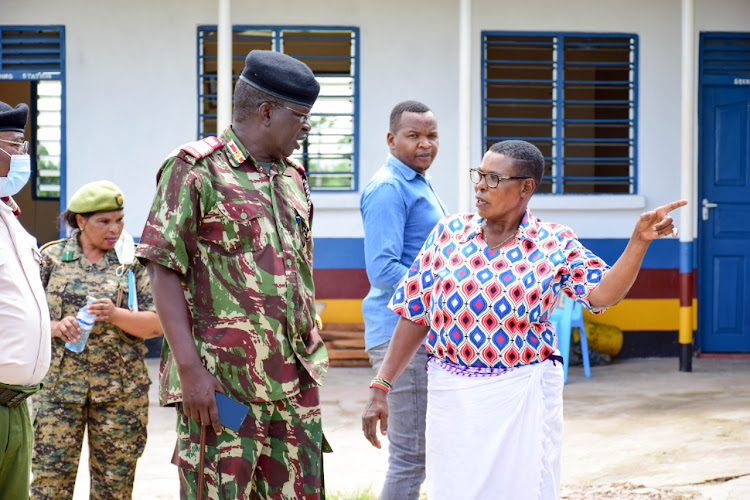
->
[174,384,323,499]
[30,391,149,500]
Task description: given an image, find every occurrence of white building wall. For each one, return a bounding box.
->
[4,0,201,236]
[472,0,748,238]
[4,0,462,239]
[3,0,749,239]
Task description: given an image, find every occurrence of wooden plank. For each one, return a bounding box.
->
[321,322,368,367]
[330,359,371,367]
[327,339,366,349]
[320,330,364,341]
[327,349,369,360]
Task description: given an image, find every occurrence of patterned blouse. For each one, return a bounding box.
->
[389,211,610,369]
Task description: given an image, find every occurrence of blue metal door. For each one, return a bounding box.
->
[699,85,750,352]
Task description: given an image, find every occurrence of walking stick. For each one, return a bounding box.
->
[197,424,207,500]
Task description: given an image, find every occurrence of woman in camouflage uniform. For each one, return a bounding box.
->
[31,181,163,500]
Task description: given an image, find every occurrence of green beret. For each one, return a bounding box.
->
[68,180,124,213]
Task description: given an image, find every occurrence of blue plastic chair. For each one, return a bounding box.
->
[549,296,591,384]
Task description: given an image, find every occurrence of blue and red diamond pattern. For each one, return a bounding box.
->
[390,212,609,369]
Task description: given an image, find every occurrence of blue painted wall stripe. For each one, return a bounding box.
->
[313,238,367,269]
[313,237,685,270]
[580,238,680,269]
[679,240,695,275]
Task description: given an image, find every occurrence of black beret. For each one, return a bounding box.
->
[239,50,320,108]
[0,101,29,132]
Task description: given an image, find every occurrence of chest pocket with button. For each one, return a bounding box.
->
[199,200,263,255]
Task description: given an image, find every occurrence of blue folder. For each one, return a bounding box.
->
[216,392,249,432]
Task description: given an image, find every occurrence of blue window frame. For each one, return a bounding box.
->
[197,26,359,191]
[482,32,638,194]
[0,26,65,200]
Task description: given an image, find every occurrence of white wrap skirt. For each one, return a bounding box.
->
[426,356,564,500]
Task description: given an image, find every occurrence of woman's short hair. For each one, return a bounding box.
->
[60,209,90,230]
[488,140,544,188]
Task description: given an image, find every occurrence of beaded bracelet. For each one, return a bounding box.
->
[369,376,392,394]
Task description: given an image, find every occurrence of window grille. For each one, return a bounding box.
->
[0,27,64,200]
[700,33,750,82]
[482,32,637,194]
[198,26,359,191]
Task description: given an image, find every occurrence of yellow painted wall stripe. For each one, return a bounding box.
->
[319,298,699,331]
[318,299,366,324]
[678,306,694,343]
[583,298,698,331]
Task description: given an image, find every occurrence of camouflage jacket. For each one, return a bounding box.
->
[136,127,328,406]
[36,235,154,404]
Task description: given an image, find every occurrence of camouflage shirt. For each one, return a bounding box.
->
[136,127,328,406]
[37,235,154,404]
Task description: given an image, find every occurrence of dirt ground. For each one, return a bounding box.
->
[559,357,750,500]
[68,357,750,499]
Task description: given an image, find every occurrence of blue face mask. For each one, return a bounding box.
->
[0,152,31,197]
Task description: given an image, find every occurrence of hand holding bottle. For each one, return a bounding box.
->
[65,297,96,353]
[86,297,120,322]
[52,315,81,343]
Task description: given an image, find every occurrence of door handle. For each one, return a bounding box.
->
[702,198,718,221]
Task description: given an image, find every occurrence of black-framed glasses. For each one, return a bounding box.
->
[470,168,530,188]
[273,103,311,124]
[0,138,29,154]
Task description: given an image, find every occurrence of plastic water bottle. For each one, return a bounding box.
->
[65,298,95,353]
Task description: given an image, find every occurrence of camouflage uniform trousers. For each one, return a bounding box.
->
[175,384,323,499]
[30,390,148,500]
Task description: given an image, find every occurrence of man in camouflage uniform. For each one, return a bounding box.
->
[31,181,162,500]
[136,50,329,499]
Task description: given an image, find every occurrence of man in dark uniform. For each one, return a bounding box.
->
[136,51,329,499]
[0,101,51,498]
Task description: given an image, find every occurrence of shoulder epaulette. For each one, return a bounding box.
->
[285,156,307,180]
[165,136,223,165]
[1,195,21,216]
[39,238,65,253]
[285,156,313,226]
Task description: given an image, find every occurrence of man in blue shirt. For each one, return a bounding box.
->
[360,100,446,500]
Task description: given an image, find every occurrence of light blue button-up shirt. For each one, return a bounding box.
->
[360,153,447,350]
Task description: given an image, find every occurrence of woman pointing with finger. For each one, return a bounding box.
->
[362,140,687,500]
